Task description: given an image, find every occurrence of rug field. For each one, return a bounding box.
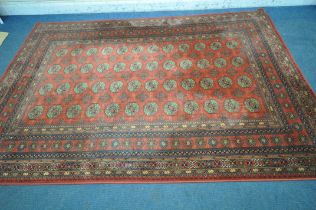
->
[0,9,315,184]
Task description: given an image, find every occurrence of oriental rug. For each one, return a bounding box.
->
[0,9,315,184]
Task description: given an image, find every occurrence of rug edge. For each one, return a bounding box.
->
[260,9,316,97]
[34,9,262,26]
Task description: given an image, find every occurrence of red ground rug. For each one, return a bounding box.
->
[0,9,315,184]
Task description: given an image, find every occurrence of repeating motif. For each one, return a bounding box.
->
[23,35,266,123]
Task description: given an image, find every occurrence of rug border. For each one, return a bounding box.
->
[0,23,40,84]
[261,9,316,98]
[0,9,315,185]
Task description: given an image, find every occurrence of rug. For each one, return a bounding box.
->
[0,9,315,184]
